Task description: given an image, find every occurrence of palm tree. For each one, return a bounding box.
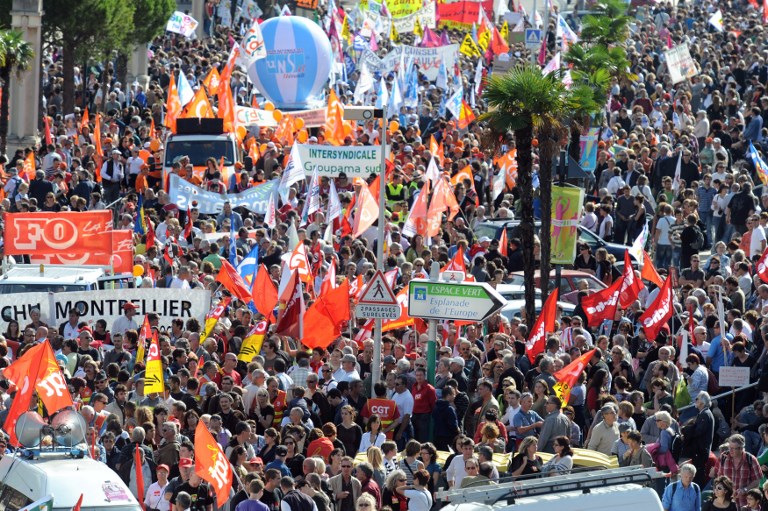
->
[0,30,35,155]
[481,65,571,323]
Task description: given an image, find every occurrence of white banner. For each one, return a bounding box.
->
[392,2,437,33]
[0,289,211,330]
[381,44,459,80]
[235,106,278,127]
[168,174,278,215]
[166,11,199,38]
[664,44,698,85]
[294,144,383,177]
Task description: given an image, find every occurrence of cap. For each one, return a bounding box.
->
[478,236,492,244]
[276,445,288,456]
[95,371,108,381]
[247,457,263,466]
[179,458,194,469]
[163,204,179,212]
[112,149,122,155]
[122,302,138,310]
[157,464,170,473]
[451,357,465,368]
[383,355,396,365]
[79,326,93,336]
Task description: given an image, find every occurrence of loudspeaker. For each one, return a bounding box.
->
[175,118,224,135]
[51,410,87,447]
[15,411,46,448]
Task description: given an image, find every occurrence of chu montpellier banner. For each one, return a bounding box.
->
[0,289,211,330]
[293,144,383,177]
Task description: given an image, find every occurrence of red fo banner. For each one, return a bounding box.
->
[29,230,134,273]
[4,211,113,256]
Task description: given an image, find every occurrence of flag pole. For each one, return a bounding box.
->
[370,104,388,397]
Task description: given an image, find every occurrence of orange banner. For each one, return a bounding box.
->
[28,229,134,273]
[4,211,113,256]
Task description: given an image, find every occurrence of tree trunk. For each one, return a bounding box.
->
[116,52,128,94]
[0,67,10,155]
[515,124,536,327]
[100,56,110,113]
[539,139,557,305]
[62,41,77,119]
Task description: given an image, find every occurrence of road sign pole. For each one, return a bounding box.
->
[426,262,440,386]
[530,0,538,63]
[371,105,388,398]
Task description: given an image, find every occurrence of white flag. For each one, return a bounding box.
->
[708,10,724,32]
[556,15,578,43]
[446,88,463,120]
[628,222,648,262]
[265,191,277,229]
[301,166,322,225]
[388,74,403,113]
[177,72,195,107]
[327,179,342,223]
[493,165,506,200]
[278,145,306,201]
[425,157,441,184]
[542,52,560,75]
[354,64,374,104]
[672,151,682,193]
[241,19,267,66]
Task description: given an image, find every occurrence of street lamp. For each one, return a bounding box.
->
[344,105,387,396]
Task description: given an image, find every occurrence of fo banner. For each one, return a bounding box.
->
[0,288,211,330]
[550,186,585,265]
[28,230,134,273]
[293,144,383,177]
[4,211,113,256]
[168,174,277,214]
[665,44,698,85]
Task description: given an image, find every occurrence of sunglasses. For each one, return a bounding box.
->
[359,505,371,508]
[342,465,353,468]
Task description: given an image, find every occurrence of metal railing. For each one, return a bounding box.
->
[677,381,759,413]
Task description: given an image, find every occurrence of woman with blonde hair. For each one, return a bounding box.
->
[367,446,387,489]
[356,493,378,511]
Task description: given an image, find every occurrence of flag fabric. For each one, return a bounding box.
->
[499,228,508,258]
[301,280,351,349]
[457,100,476,129]
[642,250,664,288]
[216,259,254,303]
[638,276,673,339]
[252,265,278,321]
[144,333,165,394]
[237,245,260,287]
[672,152,682,192]
[556,14,578,42]
[352,181,379,238]
[177,72,195,106]
[80,107,89,132]
[164,75,182,133]
[320,261,337,296]
[3,341,73,446]
[302,166,322,225]
[288,242,313,284]
[709,10,724,31]
[241,19,267,66]
[275,271,304,339]
[72,493,84,511]
[265,191,277,229]
[757,246,768,283]
[194,421,233,507]
[628,222,649,262]
[199,298,231,344]
[747,142,768,185]
[526,289,559,361]
[43,116,52,146]
[618,250,644,308]
[228,221,238,266]
[238,320,268,362]
[581,275,624,327]
[134,445,146,510]
[134,194,147,236]
[217,79,236,134]
[542,52,560,75]
[136,314,151,366]
[402,181,430,238]
[327,180,342,223]
[442,245,469,275]
[180,87,214,118]
[183,206,193,240]
[202,67,221,94]
[493,165,506,199]
[459,33,482,58]
[552,349,597,405]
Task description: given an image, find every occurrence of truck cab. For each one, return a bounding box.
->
[0,264,134,294]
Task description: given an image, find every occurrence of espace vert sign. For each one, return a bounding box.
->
[3,211,112,255]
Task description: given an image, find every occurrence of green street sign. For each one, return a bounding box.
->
[407,280,507,322]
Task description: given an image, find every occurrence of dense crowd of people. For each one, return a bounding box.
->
[6,0,768,510]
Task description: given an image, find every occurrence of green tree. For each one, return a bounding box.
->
[0,30,34,154]
[481,65,571,322]
[115,0,175,87]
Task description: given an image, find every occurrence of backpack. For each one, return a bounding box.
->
[691,227,705,250]
[706,366,721,396]
[670,433,683,461]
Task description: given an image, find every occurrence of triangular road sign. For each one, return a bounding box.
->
[358,270,398,305]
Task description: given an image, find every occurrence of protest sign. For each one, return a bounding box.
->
[380,44,459,80]
[665,44,698,84]
[28,230,134,274]
[168,174,277,215]
[166,11,199,37]
[387,0,422,18]
[4,211,113,256]
[0,289,211,330]
[235,106,279,127]
[392,2,436,33]
[293,145,383,177]
[438,0,494,28]
[579,128,601,172]
[550,186,585,264]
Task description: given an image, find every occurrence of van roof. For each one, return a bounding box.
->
[1,265,105,285]
[0,453,140,509]
[444,484,662,511]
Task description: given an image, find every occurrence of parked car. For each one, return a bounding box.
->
[505,270,606,304]
[500,298,575,323]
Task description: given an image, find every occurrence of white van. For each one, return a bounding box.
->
[0,453,142,511]
[0,264,134,294]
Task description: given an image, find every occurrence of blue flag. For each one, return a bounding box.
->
[228,219,237,266]
[236,245,260,288]
[134,194,145,236]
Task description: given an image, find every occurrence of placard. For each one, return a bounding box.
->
[293,144,383,177]
[664,44,698,85]
[718,366,750,388]
[167,174,277,215]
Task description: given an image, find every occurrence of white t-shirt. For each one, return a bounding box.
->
[750,226,766,258]
[392,389,414,418]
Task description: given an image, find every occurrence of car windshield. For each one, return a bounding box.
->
[0,284,88,294]
[164,139,235,167]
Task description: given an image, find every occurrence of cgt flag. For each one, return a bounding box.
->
[144,333,165,394]
[194,421,233,506]
[552,349,597,406]
[238,321,268,362]
[200,297,231,345]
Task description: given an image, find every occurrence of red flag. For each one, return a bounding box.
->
[491,25,510,55]
[216,259,254,303]
[134,445,146,510]
[757,246,768,283]
[638,277,673,340]
[275,271,304,339]
[499,227,508,258]
[442,245,468,274]
[164,74,182,133]
[581,275,624,327]
[301,280,351,349]
[349,274,365,301]
[320,260,337,296]
[619,250,644,308]
[641,250,664,288]
[352,182,379,238]
[183,206,193,240]
[163,239,175,265]
[525,288,559,361]
[552,349,597,405]
[194,421,233,507]
[688,302,696,346]
[72,493,84,511]
[252,264,278,321]
[288,242,313,284]
[43,115,52,146]
[763,0,768,24]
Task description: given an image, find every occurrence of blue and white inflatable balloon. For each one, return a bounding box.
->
[248,16,332,110]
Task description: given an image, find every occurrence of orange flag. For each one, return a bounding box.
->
[181,87,214,119]
[457,100,476,129]
[642,250,664,288]
[491,25,510,55]
[352,182,379,238]
[252,264,278,321]
[164,74,182,133]
[217,78,236,133]
[134,445,146,511]
[202,67,222,94]
[402,180,430,239]
[80,107,89,132]
[324,89,345,145]
[553,349,596,405]
[442,245,468,274]
[450,165,474,187]
[93,114,103,182]
[22,151,36,180]
[320,260,337,296]
[525,288,558,361]
[216,259,254,303]
[194,421,233,507]
[499,227,508,258]
[301,280,351,349]
[3,341,73,445]
[288,242,313,284]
